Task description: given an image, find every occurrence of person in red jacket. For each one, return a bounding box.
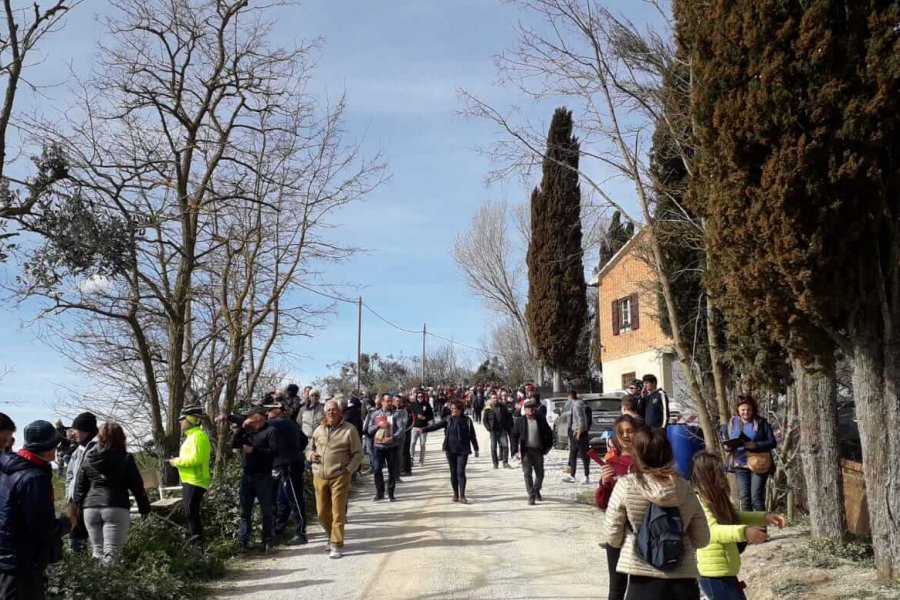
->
[589,415,642,600]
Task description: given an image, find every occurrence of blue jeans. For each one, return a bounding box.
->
[734,467,768,511]
[490,430,509,466]
[699,576,747,600]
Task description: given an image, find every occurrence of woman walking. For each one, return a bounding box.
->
[604,427,710,600]
[691,452,786,599]
[73,422,150,565]
[424,400,479,503]
[724,396,776,511]
[591,415,641,600]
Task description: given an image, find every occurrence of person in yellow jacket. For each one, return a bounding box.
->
[691,452,786,600]
[167,405,211,542]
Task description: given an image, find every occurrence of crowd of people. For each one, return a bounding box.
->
[0,376,782,599]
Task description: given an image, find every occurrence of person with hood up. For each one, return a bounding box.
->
[72,422,151,565]
[604,427,710,600]
[0,420,73,598]
[65,412,99,552]
[167,405,211,543]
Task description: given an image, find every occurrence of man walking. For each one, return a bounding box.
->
[367,395,405,501]
[563,391,591,484]
[409,391,434,467]
[229,407,279,552]
[0,420,73,599]
[514,399,553,505]
[307,400,362,559]
[297,388,325,439]
[639,374,670,429]
[65,412,98,552]
[394,395,414,476]
[483,393,512,469]
[265,401,309,545]
[168,405,211,543]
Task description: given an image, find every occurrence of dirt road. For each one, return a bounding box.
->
[214,426,608,600]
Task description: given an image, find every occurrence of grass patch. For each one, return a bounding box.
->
[785,537,875,570]
[771,578,806,596]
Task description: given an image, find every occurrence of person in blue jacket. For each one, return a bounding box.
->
[0,420,74,599]
[724,395,777,511]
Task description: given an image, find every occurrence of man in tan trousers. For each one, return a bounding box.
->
[307,399,362,559]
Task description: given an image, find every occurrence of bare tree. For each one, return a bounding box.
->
[16,0,385,478]
[461,0,719,446]
[0,1,79,259]
[453,200,534,370]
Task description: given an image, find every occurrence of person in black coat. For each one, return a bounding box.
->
[220,407,280,551]
[423,400,479,503]
[265,401,309,545]
[73,422,151,565]
[482,393,512,469]
[513,400,554,505]
[0,420,72,598]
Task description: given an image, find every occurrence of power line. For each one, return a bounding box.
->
[297,283,514,360]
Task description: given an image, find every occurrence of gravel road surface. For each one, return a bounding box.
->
[213,425,608,600]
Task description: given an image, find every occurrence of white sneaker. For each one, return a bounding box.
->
[329,546,343,559]
[580,476,590,485]
[561,475,576,483]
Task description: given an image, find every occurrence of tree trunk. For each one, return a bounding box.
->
[790,353,846,542]
[552,368,563,393]
[851,336,900,579]
[705,294,730,424]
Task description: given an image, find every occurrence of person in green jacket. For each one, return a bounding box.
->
[691,452,787,600]
[167,406,211,542]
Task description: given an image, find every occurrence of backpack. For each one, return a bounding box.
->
[635,503,685,570]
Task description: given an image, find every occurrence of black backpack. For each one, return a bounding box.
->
[635,503,685,570]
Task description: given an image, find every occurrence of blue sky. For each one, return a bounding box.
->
[0,0,663,433]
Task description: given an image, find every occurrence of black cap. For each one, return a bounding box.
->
[247,406,267,417]
[23,420,60,453]
[71,412,98,435]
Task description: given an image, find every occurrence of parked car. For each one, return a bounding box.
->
[551,394,622,453]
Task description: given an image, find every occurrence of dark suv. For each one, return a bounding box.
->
[551,394,622,453]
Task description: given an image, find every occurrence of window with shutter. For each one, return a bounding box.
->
[630,293,640,330]
[612,299,620,335]
[620,297,632,329]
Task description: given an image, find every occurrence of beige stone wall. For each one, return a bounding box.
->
[598,242,672,364]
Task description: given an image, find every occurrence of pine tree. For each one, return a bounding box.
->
[526,108,586,386]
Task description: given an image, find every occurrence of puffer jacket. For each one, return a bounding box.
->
[0,451,71,574]
[604,473,710,579]
[307,420,362,480]
[73,448,151,515]
[696,500,768,577]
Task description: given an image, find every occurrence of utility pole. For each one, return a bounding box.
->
[356,296,362,395]
[421,323,427,385]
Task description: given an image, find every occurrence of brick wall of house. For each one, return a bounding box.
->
[598,240,672,364]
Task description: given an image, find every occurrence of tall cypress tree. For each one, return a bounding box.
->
[677,0,900,568]
[526,108,586,383]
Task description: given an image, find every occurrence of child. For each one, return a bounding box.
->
[690,451,787,599]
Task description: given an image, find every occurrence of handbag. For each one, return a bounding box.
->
[746,451,773,474]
